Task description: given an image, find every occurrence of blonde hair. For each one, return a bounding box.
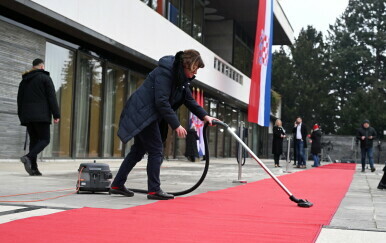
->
[182,49,205,71]
[275,119,282,126]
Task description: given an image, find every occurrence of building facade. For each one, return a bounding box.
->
[0,0,293,160]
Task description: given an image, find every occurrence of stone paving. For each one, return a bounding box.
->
[1,158,386,242]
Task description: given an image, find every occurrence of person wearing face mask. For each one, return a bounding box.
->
[110,50,218,200]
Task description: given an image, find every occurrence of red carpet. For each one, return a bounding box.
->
[0,163,356,243]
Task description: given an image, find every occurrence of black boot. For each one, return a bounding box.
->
[20,156,33,175]
[109,186,134,197]
[32,169,42,176]
[378,182,386,190]
[147,189,174,200]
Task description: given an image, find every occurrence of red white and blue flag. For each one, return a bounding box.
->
[248,0,273,127]
[190,88,205,156]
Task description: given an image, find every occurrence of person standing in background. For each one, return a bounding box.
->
[17,58,60,176]
[272,119,286,167]
[356,120,377,172]
[293,117,308,169]
[310,124,322,167]
[185,125,199,162]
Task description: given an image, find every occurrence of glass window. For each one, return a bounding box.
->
[181,0,193,35]
[223,106,232,157]
[167,0,180,26]
[124,72,146,155]
[150,0,158,10]
[233,36,253,77]
[42,42,75,158]
[102,64,127,158]
[230,108,239,157]
[74,53,103,157]
[248,121,254,154]
[216,103,225,157]
[193,0,204,42]
[208,99,217,157]
[140,0,158,10]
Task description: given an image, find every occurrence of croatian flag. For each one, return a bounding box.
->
[248,0,273,127]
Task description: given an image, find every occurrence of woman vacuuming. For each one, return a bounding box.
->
[110,50,218,200]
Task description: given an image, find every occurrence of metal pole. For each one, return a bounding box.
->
[284,137,292,173]
[233,121,247,183]
[226,126,293,197]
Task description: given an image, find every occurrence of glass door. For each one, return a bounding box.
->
[74,53,103,157]
[42,42,75,158]
[102,64,127,157]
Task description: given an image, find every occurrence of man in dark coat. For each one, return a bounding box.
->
[356,120,377,172]
[111,50,217,200]
[310,124,322,167]
[17,58,60,176]
[185,125,199,162]
[292,116,308,168]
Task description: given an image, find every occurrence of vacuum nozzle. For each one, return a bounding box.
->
[290,195,313,208]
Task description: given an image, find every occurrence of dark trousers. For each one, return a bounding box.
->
[26,122,51,170]
[112,121,163,192]
[273,154,280,165]
[295,139,306,166]
[361,147,374,169]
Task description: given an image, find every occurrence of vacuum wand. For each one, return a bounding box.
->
[212,120,313,208]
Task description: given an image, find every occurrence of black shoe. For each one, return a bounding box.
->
[378,182,386,190]
[31,169,42,176]
[371,167,376,172]
[361,168,365,172]
[20,156,33,175]
[147,190,174,200]
[109,186,134,197]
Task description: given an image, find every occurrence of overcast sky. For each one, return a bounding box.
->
[278,0,349,37]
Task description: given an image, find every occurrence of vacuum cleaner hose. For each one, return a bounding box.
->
[129,122,211,196]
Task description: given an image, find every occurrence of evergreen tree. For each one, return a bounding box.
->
[272,26,335,134]
[328,0,386,136]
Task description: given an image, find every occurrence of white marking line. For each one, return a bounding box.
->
[316,228,386,243]
[0,206,25,213]
[0,208,63,224]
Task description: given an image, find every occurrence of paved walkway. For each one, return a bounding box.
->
[0,158,386,242]
[317,163,386,243]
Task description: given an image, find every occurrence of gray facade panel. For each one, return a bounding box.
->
[0,19,45,159]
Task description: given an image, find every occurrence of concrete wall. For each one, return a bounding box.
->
[0,19,46,159]
[267,134,386,165]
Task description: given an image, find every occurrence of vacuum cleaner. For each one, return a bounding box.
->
[130,120,313,208]
[76,161,113,193]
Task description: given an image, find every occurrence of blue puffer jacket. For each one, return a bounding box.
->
[117,55,208,144]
